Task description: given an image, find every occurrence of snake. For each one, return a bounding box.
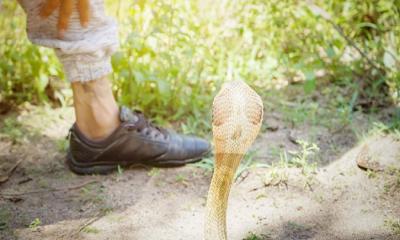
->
[205,80,264,239]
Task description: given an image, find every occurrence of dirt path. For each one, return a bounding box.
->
[1,106,399,240]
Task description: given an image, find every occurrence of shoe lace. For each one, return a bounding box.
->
[129,110,168,139]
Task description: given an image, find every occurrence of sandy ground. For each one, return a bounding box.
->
[0,106,399,240]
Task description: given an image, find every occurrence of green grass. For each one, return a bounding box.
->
[235,150,267,180]
[243,232,262,240]
[56,138,69,152]
[0,117,24,143]
[148,168,161,177]
[262,139,319,189]
[384,218,400,235]
[117,165,124,175]
[192,157,214,172]
[0,207,11,231]
[28,218,41,229]
[192,150,268,180]
[383,167,400,195]
[79,183,105,205]
[82,226,101,234]
[175,174,189,186]
[366,169,378,179]
[0,107,72,144]
[356,121,400,143]
[243,232,271,240]
[287,140,319,174]
[277,140,319,175]
[263,167,289,187]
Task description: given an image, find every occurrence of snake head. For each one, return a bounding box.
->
[212,81,263,154]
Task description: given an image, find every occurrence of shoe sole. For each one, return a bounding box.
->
[66,150,210,175]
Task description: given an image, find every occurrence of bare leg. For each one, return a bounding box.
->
[72,76,120,140]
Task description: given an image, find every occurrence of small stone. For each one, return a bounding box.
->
[356,145,382,172]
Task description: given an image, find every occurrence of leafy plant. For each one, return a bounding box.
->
[29,218,41,229]
[287,140,319,175]
[0,2,64,106]
[263,140,319,189]
[1,0,399,131]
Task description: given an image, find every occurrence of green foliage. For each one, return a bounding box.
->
[147,167,161,177]
[271,140,319,174]
[262,140,319,188]
[1,0,399,128]
[385,218,400,235]
[361,121,400,141]
[243,232,271,240]
[243,232,262,240]
[56,138,69,152]
[0,1,63,105]
[0,114,43,143]
[192,156,214,172]
[234,150,264,180]
[82,226,101,234]
[28,218,41,228]
[0,117,24,143]
[193,150,268,178]
[0,207,11,231]
[287,140,319,174]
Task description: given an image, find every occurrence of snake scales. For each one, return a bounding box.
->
[205,80,264,239]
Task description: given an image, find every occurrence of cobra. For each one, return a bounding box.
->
[205,80,264,239]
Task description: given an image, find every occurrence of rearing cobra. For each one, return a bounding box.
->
[205,80,264,239]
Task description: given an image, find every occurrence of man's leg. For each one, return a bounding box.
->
[19,0,121,140]
[72,76,119,140]
[18,0,210,174]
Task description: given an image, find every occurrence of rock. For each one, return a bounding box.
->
[356,135,400,172]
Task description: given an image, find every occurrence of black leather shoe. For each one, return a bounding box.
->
[67,107,211,174]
